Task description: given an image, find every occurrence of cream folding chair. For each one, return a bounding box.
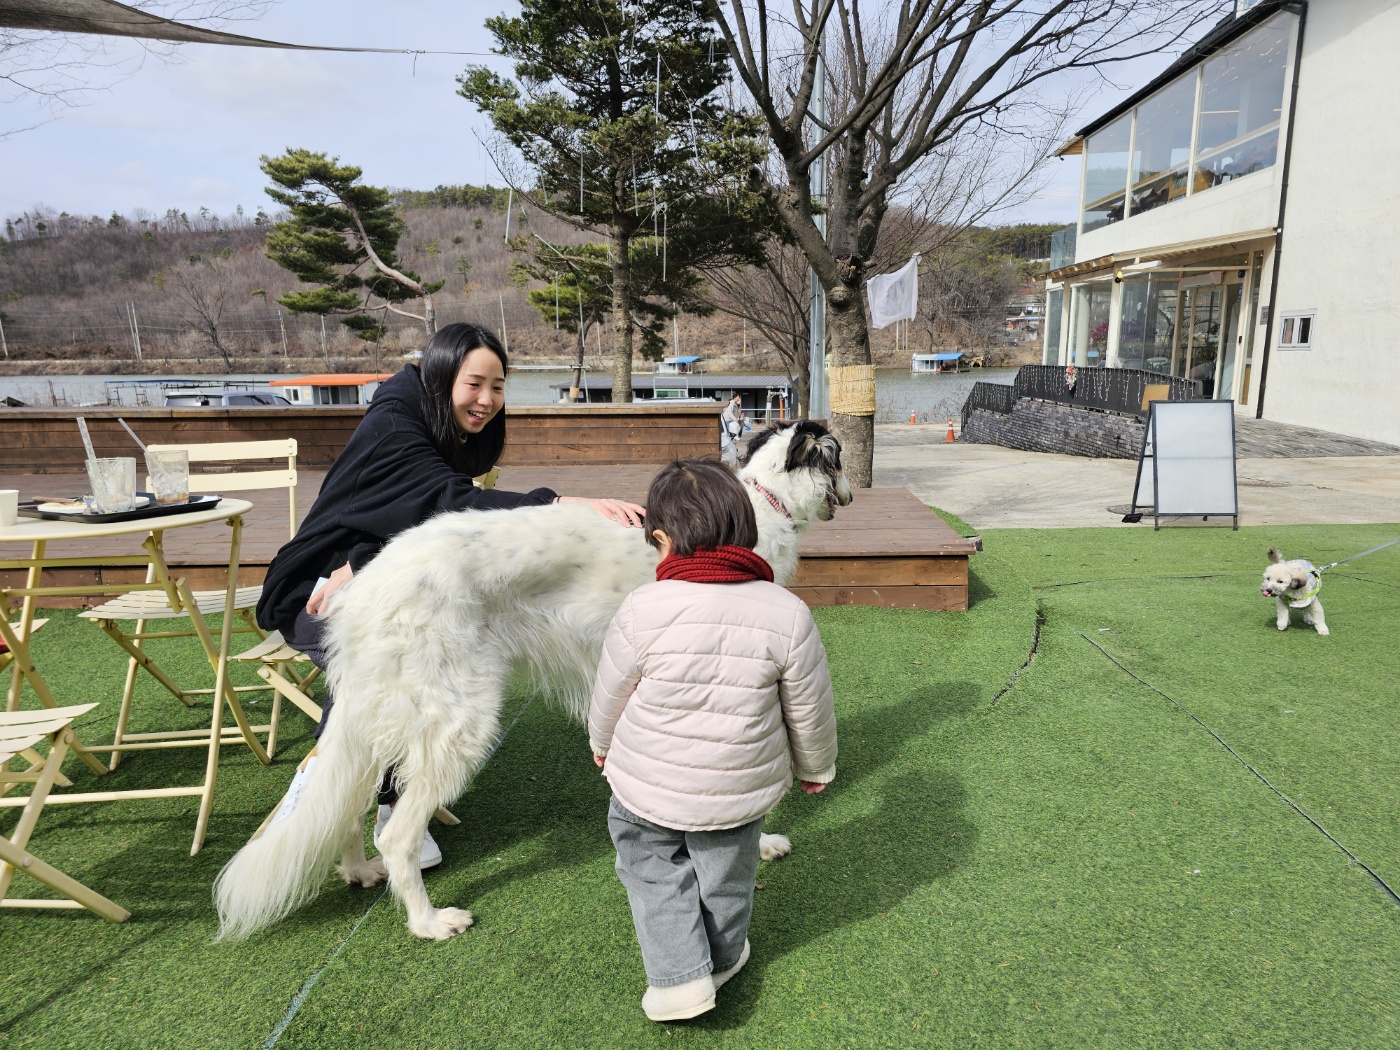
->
[1,703,130,922]
[79,439,299,773]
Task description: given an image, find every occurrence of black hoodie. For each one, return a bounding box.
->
[256,366,557,634]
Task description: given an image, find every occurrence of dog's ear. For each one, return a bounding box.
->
[1267,547,1284,564]
[783,421,838,474]
[1290,568,1309,590]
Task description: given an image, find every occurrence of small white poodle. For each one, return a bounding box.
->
[1261,547,1329,636]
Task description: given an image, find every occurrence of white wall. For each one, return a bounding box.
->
[1260,0,1400,446]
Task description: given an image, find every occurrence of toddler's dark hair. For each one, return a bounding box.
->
[645,459,758,556]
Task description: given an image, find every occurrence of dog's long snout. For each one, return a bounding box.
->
[833,475,854,507]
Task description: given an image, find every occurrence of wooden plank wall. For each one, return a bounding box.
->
[0,404,722,472]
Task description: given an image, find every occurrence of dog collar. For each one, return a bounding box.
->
[744,478,793,521]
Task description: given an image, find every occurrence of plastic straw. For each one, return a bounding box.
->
[76,417,97,464]
[116,417,147,452]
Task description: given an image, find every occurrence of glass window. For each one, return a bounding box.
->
[1129,76,1196,217]
[1045,288,1064,362]
[1278,311,1314,348]
[1193,17,1290,192]
[1070,283,1112,363]
[1117,276,1180,373]
[1082,114,1131,232]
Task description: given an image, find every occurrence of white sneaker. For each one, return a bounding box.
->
[269,756,317,828]
[712,940,750,990]
[642,976,716,1022]
[373,803,443,869]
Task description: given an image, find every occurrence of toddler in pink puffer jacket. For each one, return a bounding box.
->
[589,458,838,1023]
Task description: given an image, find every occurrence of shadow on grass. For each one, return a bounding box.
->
[693,679,980,1030]
[968,563,998,606]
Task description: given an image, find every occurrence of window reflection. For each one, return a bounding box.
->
[1117,276,1181,373]
[1129,76,1195,217]
[1077,14,1292,233]
[1194,18,1289,191]
[1082,115,1131,232]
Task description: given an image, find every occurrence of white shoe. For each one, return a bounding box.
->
[269,756,317,828]
[373,803,442,869]
[712,940,750,990]
[642,976,716,1022]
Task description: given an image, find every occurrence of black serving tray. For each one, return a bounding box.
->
[18,493,222,525]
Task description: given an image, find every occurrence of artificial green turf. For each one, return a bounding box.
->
[2,523,1397,1048]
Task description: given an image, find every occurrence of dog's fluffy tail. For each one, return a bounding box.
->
[1268,546,1284,564]
[213,722,378,941]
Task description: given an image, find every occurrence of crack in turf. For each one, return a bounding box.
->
[990,602,1044,706]
[1080,633,1400,908]
[261,697,537,1049]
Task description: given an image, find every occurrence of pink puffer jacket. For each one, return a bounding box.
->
[589,578,837,832]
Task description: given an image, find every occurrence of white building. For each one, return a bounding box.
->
[1043,0,1400,445]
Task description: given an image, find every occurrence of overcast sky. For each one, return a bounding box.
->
[0,1,1173,230]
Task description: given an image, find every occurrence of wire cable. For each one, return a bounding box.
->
[1079,632,1399,908]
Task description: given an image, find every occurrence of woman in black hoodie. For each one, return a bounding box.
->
[257,322,643,865]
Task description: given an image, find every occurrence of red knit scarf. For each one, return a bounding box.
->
[656,545,773,583]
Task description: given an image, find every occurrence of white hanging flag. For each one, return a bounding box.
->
[865,253,921,330]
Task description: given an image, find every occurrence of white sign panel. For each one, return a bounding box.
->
[1129,400,1239,529]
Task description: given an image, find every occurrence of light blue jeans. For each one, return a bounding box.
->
[608,796,764,988]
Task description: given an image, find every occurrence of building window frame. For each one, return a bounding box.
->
[1277,310,1315,350]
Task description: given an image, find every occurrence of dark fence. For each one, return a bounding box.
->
[960,381,1016,429]
[961,365,1201,428]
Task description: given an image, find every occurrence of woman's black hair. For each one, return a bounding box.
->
[417,322,508,476]
[645,459,758,555]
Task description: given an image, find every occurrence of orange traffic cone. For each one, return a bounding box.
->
[946,418,956,443]
[909,411,917,425]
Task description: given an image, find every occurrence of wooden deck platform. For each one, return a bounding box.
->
[0,466,975,611]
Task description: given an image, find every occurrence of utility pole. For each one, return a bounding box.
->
[0,313,8,359]
[277,309,288,360]
[320,315,328,366]
[499,292,509,353]
[807,31,828,420]
[127,302,142,362]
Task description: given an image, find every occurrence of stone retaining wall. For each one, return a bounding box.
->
[961,398,1144,459]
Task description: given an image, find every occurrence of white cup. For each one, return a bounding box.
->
[0,489,17,527]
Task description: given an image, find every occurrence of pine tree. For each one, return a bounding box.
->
[459,0,767,401]
[260,149,443,341]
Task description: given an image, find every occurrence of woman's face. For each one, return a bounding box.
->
[451,346,506,436]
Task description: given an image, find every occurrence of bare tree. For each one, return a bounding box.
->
[709,0,1221,485]
[702,240,812,412]
[166,253,238,370]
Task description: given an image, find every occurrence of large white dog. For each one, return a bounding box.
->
[216,421,852,941]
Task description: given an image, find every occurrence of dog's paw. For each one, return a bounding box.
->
[1276,621,1289,631]
[410,907,474,941]
[759,833,792,862]
[1315,624,1330,636]
[338,855,388,888]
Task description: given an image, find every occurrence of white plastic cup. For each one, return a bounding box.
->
[86,457,137,514]
[144,449,190,505]
[0,489,17,527]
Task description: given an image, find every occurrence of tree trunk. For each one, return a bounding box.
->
[793,333,811,420]
[424,294,436,336]
[826,259,874,487]
[610,225,633,403]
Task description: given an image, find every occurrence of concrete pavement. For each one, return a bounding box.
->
[873,424,1400,529]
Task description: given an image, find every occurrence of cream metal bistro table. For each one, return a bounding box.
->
[0,497,265,854]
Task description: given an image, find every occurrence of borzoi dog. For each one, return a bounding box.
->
[216,421,852,941]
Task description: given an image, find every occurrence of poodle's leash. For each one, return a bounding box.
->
[1314,536,1400,575]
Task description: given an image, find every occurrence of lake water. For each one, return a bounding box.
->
[0,366,1014,424]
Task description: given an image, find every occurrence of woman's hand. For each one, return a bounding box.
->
[593,754,606,768]
[307,563,354,615]
[799,781,826,795]
[556,496,646,528]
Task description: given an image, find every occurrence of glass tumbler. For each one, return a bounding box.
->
[87,457,138,514]
[145,449,191,505]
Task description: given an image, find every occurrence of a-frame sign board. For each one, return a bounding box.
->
[1129,400,1239,530]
